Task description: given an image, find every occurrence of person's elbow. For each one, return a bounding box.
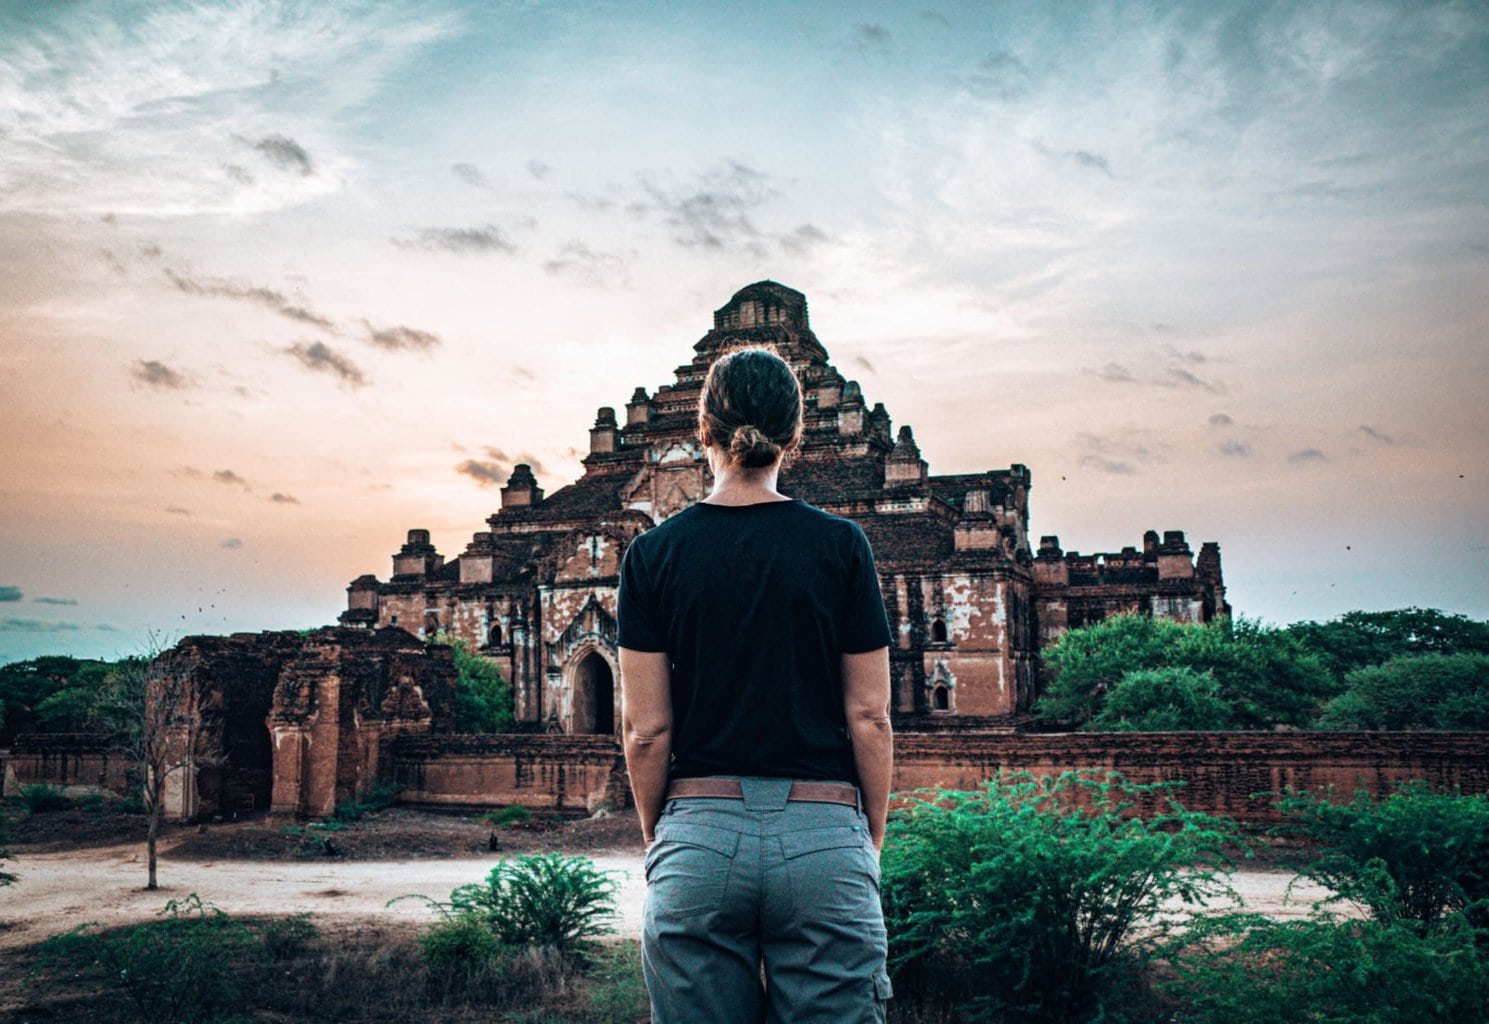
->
[622,709,672,751]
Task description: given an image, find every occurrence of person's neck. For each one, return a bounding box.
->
[702,453,791,506]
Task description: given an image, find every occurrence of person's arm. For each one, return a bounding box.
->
[619,647,673,847]
[842,646,893,851]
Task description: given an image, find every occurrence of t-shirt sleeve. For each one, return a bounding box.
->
[839,523,893,653]
[617,538,667,652]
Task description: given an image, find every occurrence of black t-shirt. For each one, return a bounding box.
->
[616,498,893,784]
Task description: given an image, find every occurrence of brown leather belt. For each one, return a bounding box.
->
[666,777,859,808]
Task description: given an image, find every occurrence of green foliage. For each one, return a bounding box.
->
[333,781,400,822]
[881,770,1242,1023]
[0,655,117,740]
[256,913,318,962]
[31,894,261,1024]
[484,804,534,826]
[433,632,514,733]
[19,782,71,813]
[1091,666,1237,731]
[1271,782,1489,929]
[1316,652,1489,730]
[1164,911,1489,1024]
[419,912,504,974]
[403,853,618,955]
[1036,614,1334,731]
[1285,607,1489,683]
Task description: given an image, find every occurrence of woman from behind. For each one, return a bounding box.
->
[618,345,894,1023]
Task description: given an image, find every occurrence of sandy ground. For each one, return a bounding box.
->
[1,837,1345,950]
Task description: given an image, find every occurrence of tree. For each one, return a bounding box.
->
[432,633,514,733]
[97,646,224,890]
[1286,608,1489,683]
[1034,614,1334,731]
[0,655,114,742]
[1090,666,1237,731]
[1316,652,1489,731]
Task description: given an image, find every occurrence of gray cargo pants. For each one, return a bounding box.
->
[642,777,893,1024]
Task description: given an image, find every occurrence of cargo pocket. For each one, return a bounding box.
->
[873,969,894,1022]
[645,820,741,919]
[781,825,880,923]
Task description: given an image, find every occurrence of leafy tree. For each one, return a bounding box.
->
[0,655,114,741]
[432,633,513,733]
[1035,614,1334,730]
[881,770,1240,1023]
[1286,607,1489,683]
[1317,652,1489,731]
[1091,666,1237,731]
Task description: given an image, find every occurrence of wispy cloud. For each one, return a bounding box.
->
[1160,367,1224,393]
[252,134,314,176]
[362,321,441,351]
[456,459,506,486]
[130,359,189,389]
[542,241,629,286]
[853,23,893,55]
[395,224,518,255]
[635,161,778,251]
[33,596,78,606]
[270,493,300,505]
[1288,448,1328,464]
[213,469,250,488]
[220,538,244,550]
[1359,425,1397,445]
[166,269,335,331]
[1218,440,1252,457]
[1078,455,1137,475]
[285,341,367,387]
[1208,413,1234,428]
[164,506,192,516]
[0,587,22,602]
[451,162,491,189]
[780,223,829,255]
[0,618,81,633]
[527,159,552,180]
[1093,362,1136,384]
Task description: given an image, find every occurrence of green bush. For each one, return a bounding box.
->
[19,782,71,813]
[419,912,503,973]
[1091,666,1237,731]
[333,781,400,822]
[881,770,1242,1023]
[31,894,261,1024]
[1285,607,1489,683]
[1316,652,1489,730]
[433,632,515,733]
[1272,782,1489,929]
[1164,911,1489,1024]
[484,804,534,826]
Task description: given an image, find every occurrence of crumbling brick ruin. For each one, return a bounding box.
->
[340,281,1228,731]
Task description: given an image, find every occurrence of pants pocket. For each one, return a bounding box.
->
[780,824,881,924]
[646,820,741,919]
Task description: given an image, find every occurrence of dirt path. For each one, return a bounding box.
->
[3,840,1345,950]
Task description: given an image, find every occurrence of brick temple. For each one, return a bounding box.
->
[339,281,1228,732]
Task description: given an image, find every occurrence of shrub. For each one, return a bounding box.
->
[333,781,400,822]
[19,782,71,813]
[1091,666,1237,731]
[31,894,261,1024]
[258,913,318,961]
[1163,911,1489,1024]
[433,632,515,733]
[1271,782,1489,929]
[881,770,1242,1023]
[484,804,534,826]
[1316,652,1489,730]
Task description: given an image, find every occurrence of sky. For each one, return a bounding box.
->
[1,0,1486,664]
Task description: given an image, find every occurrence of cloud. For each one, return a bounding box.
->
[779,223,829,255]
[165,506,192,516]
[1208,413,1234,428]
[1288,448,1328,464]
[1359,425,1397,445]
[130,359,189,389]
[395,225,517,255]
[1070,150,1113,176]
[270,493,300,505]
[165,269,334,331]
[253,134,313,176]
[285,341,367,386]
[362,321,441,351]
[213,469,249,488]
[1078,455,1137,475]
[33,596,78,606]
[1093,362,1136,384]
[0,586,22,602]
[854,23,893,52]
[542,241,628,286]
[457,459,506,486]
[220,538,243,549]
[0,618,81,633]
[450,162,490,189]
[636,161,778,251]
[852,355,877,375]
[964,50,1030,100]
[1160,367,1224,393]
[527,159,551,180]
[1218,440,1252,457]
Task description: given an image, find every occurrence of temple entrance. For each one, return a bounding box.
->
[571,651,616,734]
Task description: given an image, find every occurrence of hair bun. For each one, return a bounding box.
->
[729,425,782,468]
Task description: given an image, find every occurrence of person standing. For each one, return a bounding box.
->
[618,345,895,1023]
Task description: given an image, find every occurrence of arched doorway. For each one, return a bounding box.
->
[571,650,616,734]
